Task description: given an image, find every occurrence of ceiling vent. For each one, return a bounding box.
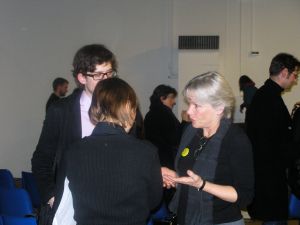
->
[178,35,219,50]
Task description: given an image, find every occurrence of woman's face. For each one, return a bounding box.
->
[161,94,177,109]
[186,93,222,129]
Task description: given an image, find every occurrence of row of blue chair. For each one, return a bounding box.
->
[0,215,36,225]
[0,169,41,208]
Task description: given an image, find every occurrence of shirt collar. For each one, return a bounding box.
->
[80,90,92,111]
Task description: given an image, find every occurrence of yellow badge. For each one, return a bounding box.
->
[181,147,189,157]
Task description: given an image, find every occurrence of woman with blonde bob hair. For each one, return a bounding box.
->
[65,78,162,225]
[162,72,254,225]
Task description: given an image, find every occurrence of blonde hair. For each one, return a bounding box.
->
[183,71,235,119]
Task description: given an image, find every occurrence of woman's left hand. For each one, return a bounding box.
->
[169,170,203,189]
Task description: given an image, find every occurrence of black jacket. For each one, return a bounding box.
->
[66,122,163,225]
[144,102,182,169]
[246,79,293,220]
[32,88,82,208]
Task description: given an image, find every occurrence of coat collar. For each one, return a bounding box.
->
[91,122,127,136]
[264,78,284,95]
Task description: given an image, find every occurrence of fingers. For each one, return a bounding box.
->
[161,167,177,188]
[187,170,198,181]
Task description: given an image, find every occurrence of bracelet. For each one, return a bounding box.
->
[197,180,206,191]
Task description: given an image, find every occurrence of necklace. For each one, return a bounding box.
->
[193,136,209,159]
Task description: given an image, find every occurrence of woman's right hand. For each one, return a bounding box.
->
[161,167,177,189]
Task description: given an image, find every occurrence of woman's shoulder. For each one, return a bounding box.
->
[223,124,251,147]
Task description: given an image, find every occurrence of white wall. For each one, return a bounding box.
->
[175,0,300,121]
[0,0,300,176]
[0,0,175,176]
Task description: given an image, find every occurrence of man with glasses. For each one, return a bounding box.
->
[246,53,300,225]
[32,44,117,225]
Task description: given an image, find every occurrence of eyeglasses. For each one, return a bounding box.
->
[194,136,209,159]
[84,70,117,80]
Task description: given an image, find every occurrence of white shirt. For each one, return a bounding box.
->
[53,90,95,225]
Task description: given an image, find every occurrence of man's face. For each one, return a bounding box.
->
[281,67,299,89]
[57,83,69,97]
[78,62,113,97]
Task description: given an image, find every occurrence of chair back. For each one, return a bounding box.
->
[0,215,3,225]
[289,193,300,218]
[0,169,15,188]
[1,216,37,225]
[21,172,41,208]
[0,188,33,217]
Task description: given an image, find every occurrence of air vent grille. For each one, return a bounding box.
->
[178,35,219,50]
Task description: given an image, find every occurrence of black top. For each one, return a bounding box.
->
[169,122,254,224]
[144,102,182,169]
[177,132,209,224]
[46,93,60,112]
[66,122,163,225]
[246,79,293,220]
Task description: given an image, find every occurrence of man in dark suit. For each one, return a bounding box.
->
[246,53,299,225]
[45,77,69,112]
[32,44,118,225]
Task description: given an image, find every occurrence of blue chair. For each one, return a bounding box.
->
[289,193,300,218]
[21,172,41,208]
[0,169,15,188]
[1,216,37,225]
[0,188,33,217]
[0,215,3,225]
[151,202,169,220]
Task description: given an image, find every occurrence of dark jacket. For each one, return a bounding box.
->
[246,79,293,220]
[32,88,147,213]
[66,122,163,225]
[144,102,181,169]
[46,93,60,112]
[288,106,300,198]
[170,121,254,224]
[32,88,82,209]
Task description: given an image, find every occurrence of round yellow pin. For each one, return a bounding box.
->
[181,147,189,157]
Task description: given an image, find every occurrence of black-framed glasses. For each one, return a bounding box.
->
[194,136,209,159]
[84,70,117,80]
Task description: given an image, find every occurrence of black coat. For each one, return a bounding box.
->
[144,103,181,169]
[32,88,82,209]
[246,79,293,220]
[66,122,163,225]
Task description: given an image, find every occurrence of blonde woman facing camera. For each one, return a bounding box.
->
[162,72,254,225]
[64,78,162,225]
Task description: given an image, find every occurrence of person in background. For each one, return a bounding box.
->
[162,72,254,225]
[144,84,184,206]
[246,53,299,225]
[32,44,118,225]
[288,101,300,199]
[65,77,162,225]
[46,77,69,111]
[144,84,181,170]
[238,75,257,113]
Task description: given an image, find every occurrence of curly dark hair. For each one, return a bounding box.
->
[72,44,117,78]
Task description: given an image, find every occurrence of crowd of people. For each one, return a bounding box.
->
[32,44,300,225]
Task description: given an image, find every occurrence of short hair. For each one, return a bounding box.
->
[72,44,118,78]
[269,53,299,76]
[89,78,138,128]
[52,77,68,91]
[150,84,177,105]
[183,71,235,119]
